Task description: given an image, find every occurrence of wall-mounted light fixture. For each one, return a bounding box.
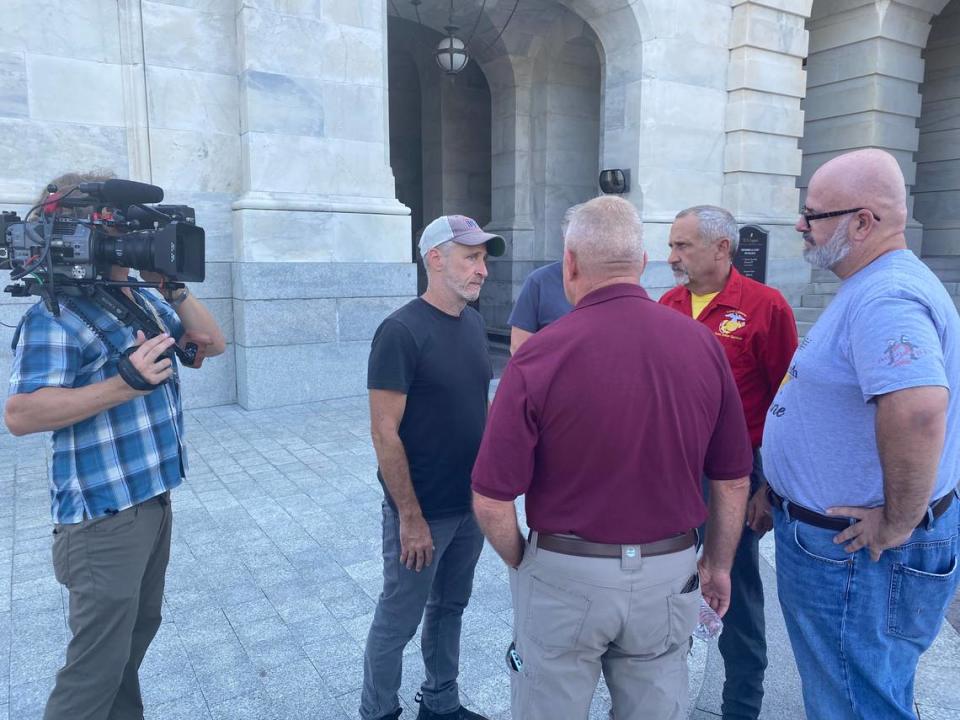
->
[599,169,630,194]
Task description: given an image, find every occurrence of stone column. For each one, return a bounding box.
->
[725,0,811,296]
[232,0,414,409]
[141,0,241,408]
[484,54,537,331]
[801,0,942,253]
[618,0,732,295]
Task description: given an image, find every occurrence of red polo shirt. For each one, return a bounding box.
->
[471,284,753,544]
[659,268,798,448]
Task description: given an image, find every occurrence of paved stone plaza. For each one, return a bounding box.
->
[0,397,957,720]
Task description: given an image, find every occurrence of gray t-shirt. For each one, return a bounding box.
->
[507,262,573,332]
[762,249,960,513]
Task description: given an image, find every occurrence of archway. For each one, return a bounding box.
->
[913,0,960,266]
[387,15,493,294]
[387,0,631,330]
[799,0,954,253]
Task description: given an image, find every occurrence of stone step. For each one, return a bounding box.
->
[811,281,841,294]
[930,268,960,282]
[793,306,823,323]
[801,293,835,308]
[923,255,960,270]
[923,256,960,283]
[797,320,815,337]
[810,269,836,283]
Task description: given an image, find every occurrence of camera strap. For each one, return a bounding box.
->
[10,316,26,352]
[58,296,124,358]
[59,293,169,391]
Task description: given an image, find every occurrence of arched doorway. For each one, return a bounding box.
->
[386,0,615,330]
[387,15,493,295]
[799,0,955,254]
[913,0,960,267]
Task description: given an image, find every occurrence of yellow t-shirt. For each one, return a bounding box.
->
[691,291,719,319]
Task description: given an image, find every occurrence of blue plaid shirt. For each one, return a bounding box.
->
[8,290,187,524]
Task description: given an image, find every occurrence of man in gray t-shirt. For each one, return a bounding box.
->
[762,148,960,720]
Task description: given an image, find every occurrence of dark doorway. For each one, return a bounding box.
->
[388,15,492,296]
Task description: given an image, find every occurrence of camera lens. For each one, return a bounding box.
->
[95,223,204,282]
[97,231,157,272]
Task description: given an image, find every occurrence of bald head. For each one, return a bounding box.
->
[808,149,908,232]
[563,196,644,277]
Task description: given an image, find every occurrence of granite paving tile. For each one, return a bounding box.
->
[0,396,955,719]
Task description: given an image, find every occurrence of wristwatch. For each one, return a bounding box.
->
[164,287,190,309]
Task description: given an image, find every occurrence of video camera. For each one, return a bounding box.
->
[0,179,204,291]
[0,179,206,365]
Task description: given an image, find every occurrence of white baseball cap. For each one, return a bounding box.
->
[418,215,506,258]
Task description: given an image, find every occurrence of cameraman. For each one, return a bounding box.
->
[3,173,225,720]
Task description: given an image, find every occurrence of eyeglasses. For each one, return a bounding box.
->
[799,207,881,226]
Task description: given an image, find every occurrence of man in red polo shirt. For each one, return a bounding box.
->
[471,196,753,720]
[660,205,798,720]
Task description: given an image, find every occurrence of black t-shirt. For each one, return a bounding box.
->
[367,298,492,518]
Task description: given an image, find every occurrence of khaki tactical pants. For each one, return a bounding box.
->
[509,533,700,720]
[45,493,172,720]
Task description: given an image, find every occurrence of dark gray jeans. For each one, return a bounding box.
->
[700,449,768,720]
[360,503,485,719]
[45,492,172,720]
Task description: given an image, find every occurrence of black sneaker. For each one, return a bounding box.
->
[375,710,402,720]
[414,693,490,720]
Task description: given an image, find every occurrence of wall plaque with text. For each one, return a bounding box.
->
[735,224,769,284]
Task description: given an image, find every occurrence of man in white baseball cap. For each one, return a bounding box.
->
[418,214,506,259]
[360,215,503,720]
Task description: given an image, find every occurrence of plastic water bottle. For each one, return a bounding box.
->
[693,598,723,640]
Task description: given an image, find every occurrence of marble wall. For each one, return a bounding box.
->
[0,0,415,413]
[3,0,959,416]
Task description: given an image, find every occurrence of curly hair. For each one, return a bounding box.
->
[28,169,117,219]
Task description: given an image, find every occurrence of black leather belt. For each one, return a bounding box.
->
[768,487,956,532]
[532,530,697,559]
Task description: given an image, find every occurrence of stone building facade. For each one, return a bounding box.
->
[0,0,957,410]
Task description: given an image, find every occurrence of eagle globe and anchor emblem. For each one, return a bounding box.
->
[718,310,747,337]
[882,335,922,367]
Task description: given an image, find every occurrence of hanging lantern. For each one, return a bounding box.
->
[392,0,520,78]
[436,26,469,74]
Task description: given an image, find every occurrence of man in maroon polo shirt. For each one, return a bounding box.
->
[471,196,753,720]
[660,205,797,720]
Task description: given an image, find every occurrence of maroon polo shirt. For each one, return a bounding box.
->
[659,268,798,448]
[471,283,753,544]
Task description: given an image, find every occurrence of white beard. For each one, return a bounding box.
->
[803,216,852,270]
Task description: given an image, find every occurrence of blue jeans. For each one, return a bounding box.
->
[360,503,485,720]
[774,497,959,720]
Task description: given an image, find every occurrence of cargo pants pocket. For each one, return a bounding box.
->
[666,587,701,649]
[51,526,71,588]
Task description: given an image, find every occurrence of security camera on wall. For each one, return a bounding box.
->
[599,169,630,194]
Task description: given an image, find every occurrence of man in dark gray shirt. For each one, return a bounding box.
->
[360,215,504,720]
[507,261,573,353]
